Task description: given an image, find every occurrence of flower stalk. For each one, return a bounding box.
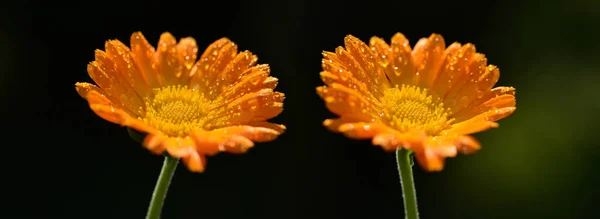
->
[396,149,419,219]
[146,155,179,219]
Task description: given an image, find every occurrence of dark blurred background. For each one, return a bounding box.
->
[2,0,599,218]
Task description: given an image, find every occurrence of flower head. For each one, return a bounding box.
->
[76,32,285,172]
[317,33,516,171]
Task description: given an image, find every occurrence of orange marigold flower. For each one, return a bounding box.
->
[76,32,285,172]
[317,33,516,171]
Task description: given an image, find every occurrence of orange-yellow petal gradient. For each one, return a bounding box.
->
[76,32,285,173]
[318,33,516,171]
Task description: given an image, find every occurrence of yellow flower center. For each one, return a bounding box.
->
[142,85,211,137]
[381,85,454,135]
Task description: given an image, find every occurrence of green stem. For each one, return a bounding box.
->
[146,156,179,219]
[396,149,419,219]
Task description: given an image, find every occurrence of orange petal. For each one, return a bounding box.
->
[143,131,256,173]
[210,125,283,142]
[181,152,207,173]
[456,135,481,154]
[75,82,102,99]
[413,146,450,172]
[205,89,284,129]
[475,65,501,98]
[446,64,500,111]
[473,86,515,106]
[190,129,255,155]
[143,134,169,155]
[142,134,207,172]
[369,36,393,74]
[413,137,459,171]
[155,32,183,86]
[86,60,124,106]
[325,45,384,98]
[372,131,427,152]
[453,94,516,122]
[143,135,196,157]
[173,37,199,84]
[89,50,145,116]
[163,137,197,158]
[372,133,402,152]
[441,53,487,111]
[414,152,445,171]
[176,37,199,71]
[411,33,447,88]
[322,115,365,132]
[215,64,271,103]
[262,76,279,91]
[166,139,210,172]
[207,51,259,100]
[89,105,131,126]
[84,88,111,105]
[316,84,381,122]
[480,107,516,122]
[445,120,498,136]
[105,39,150,96]
[344,35,390,93]
[85,90,155,134]
[454,86,516,117]
[430,42,464,96]
[320,54,377,101]
[248,121,287,133]
[189,38,237,93]
[444,107,515,136]
[440,44,478,100]
[221,135,255,154]
[130,32,161,88]
[337,122,392,139]
[389,33,416,86]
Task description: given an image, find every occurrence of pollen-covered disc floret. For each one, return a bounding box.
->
[382,85,453,135]
[317,33,516,171]
[142,85,210,137]
[75,32,285,173]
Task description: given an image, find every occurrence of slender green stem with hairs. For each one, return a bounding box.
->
[396,149,419,219]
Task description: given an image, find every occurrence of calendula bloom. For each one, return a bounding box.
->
[317,33,516,171]
[76,32,285,172]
